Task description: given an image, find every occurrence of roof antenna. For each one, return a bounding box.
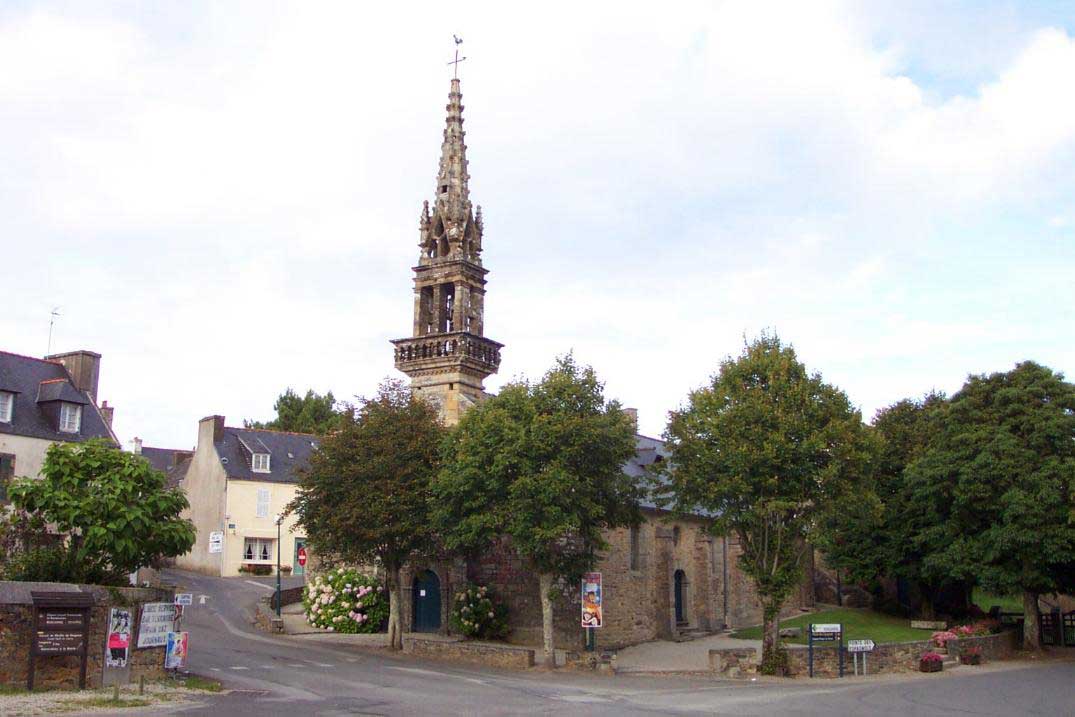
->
[46,307,61,357]
[448,35,466,78]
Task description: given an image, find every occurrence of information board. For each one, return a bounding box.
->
[137,602,179,648]
[35,631,84,655]
[209,531,223,553]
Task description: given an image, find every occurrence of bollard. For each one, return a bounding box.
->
[139,675,145,695]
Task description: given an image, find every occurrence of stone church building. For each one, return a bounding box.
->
[390,78,814,650]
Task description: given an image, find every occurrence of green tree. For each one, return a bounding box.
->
[287,379,444,650]
[8,440,195,583]
[662,334,873,673]
[246,388,342,434]
[905,362,1075,648]
[817,393,949,616]
[433,355,640,667]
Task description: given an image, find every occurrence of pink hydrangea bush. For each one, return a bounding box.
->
[302,567,388,634]
[932,630,959,647]
[920,651,944,663]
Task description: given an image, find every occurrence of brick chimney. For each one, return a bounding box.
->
[99,400,114,428]
[46,350,102,403]
[132,436,143,454]
[624,407,639,429]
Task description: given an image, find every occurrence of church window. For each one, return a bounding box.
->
[440,184,448,194]
[672,525,681,546]
[630,525,641,570]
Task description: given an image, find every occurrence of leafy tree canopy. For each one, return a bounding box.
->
[905,361,1075,646]
[8,440,195,583]
[433,354,640,666]
[246,388,342,434]
[287,379,444,649]
[663,333,873,673]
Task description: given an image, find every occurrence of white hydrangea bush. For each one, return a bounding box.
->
[302,567,388,633]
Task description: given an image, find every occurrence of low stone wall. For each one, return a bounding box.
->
[0,581,173,690]
[253,597,284,634]
[403,637,535,669]
[708,647,758,678]
[270,586,304,611]
[947,630,1020,662]
[787,639,934,678]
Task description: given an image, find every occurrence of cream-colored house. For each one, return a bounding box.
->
[0,349,118,487]
[175,415,312,577]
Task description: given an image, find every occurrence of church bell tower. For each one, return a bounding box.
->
[391,77,503,424]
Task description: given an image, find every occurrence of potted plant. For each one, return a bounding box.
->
[960,646,982,665]
[919,652,944,673]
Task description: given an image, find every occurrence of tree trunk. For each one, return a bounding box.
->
[760,599,784,675]
[919,585,935,620]
[1023,589,1041,650]
[538,572,556,669]
[387,566,404,651]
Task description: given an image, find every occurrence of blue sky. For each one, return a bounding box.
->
[2,1,1073,448]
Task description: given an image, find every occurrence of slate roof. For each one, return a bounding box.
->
[217,427,319,484]
[140,446,193,489]
[626,433,671,510]
[0,350,115,445]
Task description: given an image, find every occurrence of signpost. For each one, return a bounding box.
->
[208,531,223,554]
[28,591,94,691]
[808,623,844,678]
[848,639,875,676]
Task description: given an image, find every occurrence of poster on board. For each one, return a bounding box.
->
[137,602,180,648]
[581,572,603,628]
[165,631,189,669]
[105,608,131,668]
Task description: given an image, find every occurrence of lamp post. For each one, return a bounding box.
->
[273,513,282,617]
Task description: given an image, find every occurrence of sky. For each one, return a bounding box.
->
[2,1,1074,448]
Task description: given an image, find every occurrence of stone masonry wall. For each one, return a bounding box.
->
[787,639,934,678]
[947,630,1020,661]
[0,583,173,690]
[403,636,535,669]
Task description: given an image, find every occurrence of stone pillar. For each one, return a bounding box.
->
[654,527,675,640]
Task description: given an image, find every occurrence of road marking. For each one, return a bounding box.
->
[389,666,451,678]
[313,662,334,668]
[210,668,221,672]
[345,657,359,662]
[288,663,304,667]
[244,580,275,591]
[260,665,275,669]
[230,666,250,670]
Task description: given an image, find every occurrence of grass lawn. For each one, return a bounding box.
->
[973,588,1022,613]
[730,608,936,645]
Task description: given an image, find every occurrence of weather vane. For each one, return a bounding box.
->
[448,35,466,78]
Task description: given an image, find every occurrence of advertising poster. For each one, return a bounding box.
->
[137,602,180,648]
[581,572,603,628]
[105,608,132,668]
[165,631,189,669]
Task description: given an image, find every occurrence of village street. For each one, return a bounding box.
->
[105,570,1073,716]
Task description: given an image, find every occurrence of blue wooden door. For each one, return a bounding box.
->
[413,570,441,632]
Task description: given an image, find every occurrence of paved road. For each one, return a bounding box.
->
[123,570,1073,716]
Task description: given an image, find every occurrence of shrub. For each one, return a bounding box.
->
[932,630,959,647]
[952,619,999,637]
[920,651,943,663]
[449,584,508,640]
[239,564,273,576]
[303,568,388,633]
[3,545,127,585]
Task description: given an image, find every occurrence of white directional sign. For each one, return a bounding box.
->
[811,623,842,634]
[174,593,193,606]
[848,639,875,652]
[208,531,223,554]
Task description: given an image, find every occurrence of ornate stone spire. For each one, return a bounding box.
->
[418,79,483,266]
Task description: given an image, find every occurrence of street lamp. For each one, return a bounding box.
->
[273,513,282,617]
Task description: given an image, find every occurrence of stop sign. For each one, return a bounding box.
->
[297,547,307,567]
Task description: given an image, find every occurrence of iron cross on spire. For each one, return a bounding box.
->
[448,35,466,78]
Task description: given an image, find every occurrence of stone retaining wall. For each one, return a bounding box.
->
[787,639,934,678]
[0,581,173,690]
[708,647,758,678]
[947,630,1020,661]
[270,586,305,611]
[403,636,535,669]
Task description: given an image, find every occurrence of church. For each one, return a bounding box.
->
[389,77,815,650]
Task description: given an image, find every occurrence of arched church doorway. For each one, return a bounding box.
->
[412,570,441,633]
[674,569,687,625]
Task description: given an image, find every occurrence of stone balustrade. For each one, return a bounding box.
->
[392,333,502,371]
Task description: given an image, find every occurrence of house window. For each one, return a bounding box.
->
[630,525,641,571]
[256,488,270,518]
[243,538,274,562]
[252,453,270,473]
[0,453,14,502]
[0,392,13,423]
[59,403,81,433]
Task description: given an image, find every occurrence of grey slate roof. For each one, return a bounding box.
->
[0,350,114,445]
[626,433,671,510]
[217,427,319,484]
[140,446,193,489]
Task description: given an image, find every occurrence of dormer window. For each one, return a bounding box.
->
[252,453,271,473]
[59,402,81,433]
[0,392,12,423]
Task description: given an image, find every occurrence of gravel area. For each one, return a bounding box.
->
[0,678,221,715]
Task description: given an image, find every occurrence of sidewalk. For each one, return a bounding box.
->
[614,634,762,673]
